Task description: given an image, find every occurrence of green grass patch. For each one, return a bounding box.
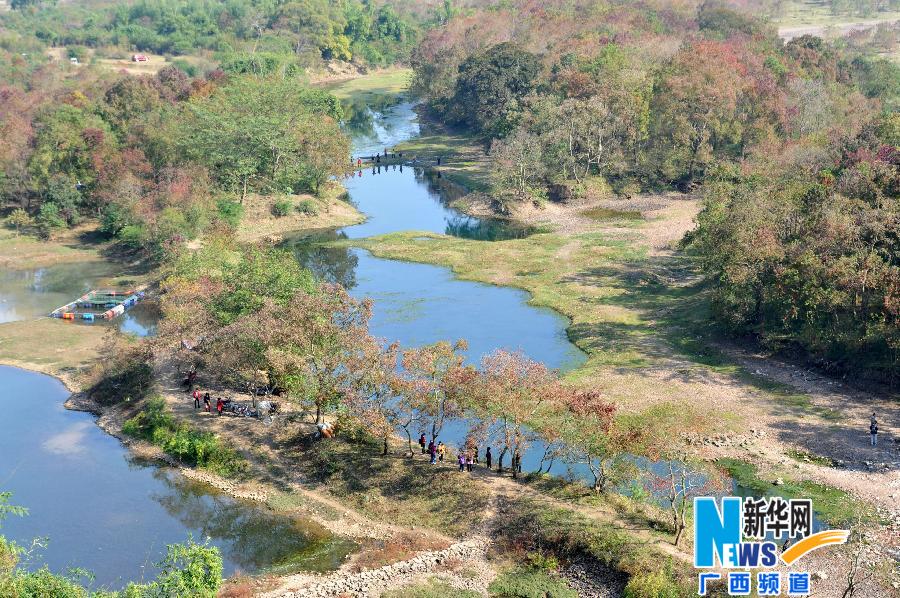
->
[489,567,577,598]
[787,449,836,467]
[394,124,492,192]
[580,207,643,222]
[323,68,412,100]
[122,397,247,479]
[383,578,480,598]
[717,458,870,526]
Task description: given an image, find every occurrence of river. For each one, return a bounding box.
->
[285,89,588,476]
[0,83,823,589]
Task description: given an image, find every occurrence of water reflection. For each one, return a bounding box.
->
[0,366,353,588]
[150,470,355,573]
[281,229,359,288]
[340,93,420,158]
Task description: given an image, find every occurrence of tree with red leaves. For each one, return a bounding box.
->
[396,340,475,446]
[472,350,566,479]
[558,390,639,494]
[345,340,404,456]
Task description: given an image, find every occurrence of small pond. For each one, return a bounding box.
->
[0,263,156,336]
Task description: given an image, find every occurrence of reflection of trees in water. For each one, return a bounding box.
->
[341,93,403,143]
[149,469,333,570]
[281,230,359,289]
[122,302,161,332]
[444,217,535,241]
[416,167,467,207]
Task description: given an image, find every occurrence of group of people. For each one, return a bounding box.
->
[351,148,405,167]
[191,389,226,416]
[418,433,494,472]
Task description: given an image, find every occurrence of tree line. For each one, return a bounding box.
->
[4,0,426,67]
[410,0,899,381]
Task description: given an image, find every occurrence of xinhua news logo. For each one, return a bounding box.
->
[694,497,850,596]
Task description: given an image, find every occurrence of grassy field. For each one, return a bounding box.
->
[323,67,413,100]
[0,318,107,389]
[775,0,900,26]
[0,225,106,269]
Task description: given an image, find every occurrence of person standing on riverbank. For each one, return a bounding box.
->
[870,417,878,446]
[419,433,427,453]
[466,453,474,472]
[192,389,201,409]
[429,440,437,464]
[203,394,211,412]
[458,452,466,472]
[485,447,492,470]
[437,441,446,463]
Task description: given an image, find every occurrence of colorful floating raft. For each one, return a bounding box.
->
[50,289,146,322]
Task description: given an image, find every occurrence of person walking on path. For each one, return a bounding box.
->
[216,397,224,416]
[203,394,211,412]
[192,389,201,409]
[419,433,427,454]
[485,447,492,470]
[466,454,474,472]
[437,441,446,463]
[458,452,466,472]
[473,446,479,465]
[429,441,437,465]
[203,392,210,410]
[870,416,878,446]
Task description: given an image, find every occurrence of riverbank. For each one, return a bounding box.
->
[235,185,365,244]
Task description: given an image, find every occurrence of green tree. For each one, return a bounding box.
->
[36,202,66,237]
[5,208,33,237]
[182,77,348,200]
[449,42,540,137]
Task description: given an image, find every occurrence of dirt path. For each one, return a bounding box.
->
[779,17,900,41]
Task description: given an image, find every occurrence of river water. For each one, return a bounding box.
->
[286,90,588,476]
[0,366,355,589]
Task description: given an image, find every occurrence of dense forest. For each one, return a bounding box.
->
[410,0,899,380]
[2,0,429,66]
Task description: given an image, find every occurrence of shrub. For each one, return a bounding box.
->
[122,398,246,478]
[4,209,33,237]
[296,199,319,216]
[119,224,148,249]
[36,203,66,238]
[271,199,292,217]
[216,199,244,228]
[624,568,684,598]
